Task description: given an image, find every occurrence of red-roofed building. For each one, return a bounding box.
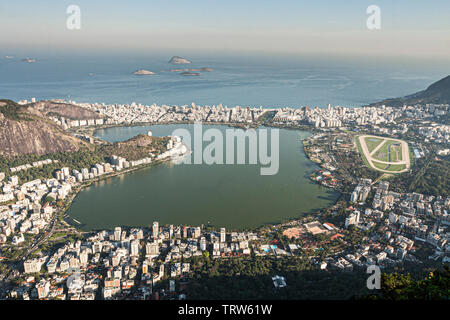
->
[331,233,344,241]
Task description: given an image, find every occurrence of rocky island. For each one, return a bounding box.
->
[169,56,192,64]
[133,69,156,75]
[180,71,200,76]
[170,67,212,72]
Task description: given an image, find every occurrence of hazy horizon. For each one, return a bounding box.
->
[1,0,449,60]
[2,0,449,108]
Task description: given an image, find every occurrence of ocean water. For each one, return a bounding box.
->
[0,51,447,108]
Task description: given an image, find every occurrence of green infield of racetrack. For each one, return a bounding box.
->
[364,137,384,154]
[372,139,402,162]
[372,160,406,172]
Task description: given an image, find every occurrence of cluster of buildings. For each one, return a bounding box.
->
[54,163,117,184]
[402,103,448,119]
[53,136,186,184]
[271,103,448,138]
[66,101,267,125]
[342,180,449,267]
[19,99,448,141]
[9,159,59,174]
[38,101,448,165]
[311,169,340,189]
[15,241,102,300]
[0,175,64,245]
[272,104,403,128]
[418,123,450,145]
[269,176,449,273]
[156,136,188,160]
[48,116,105,130]
[6,222,263,300]
[319,192,448,272]
[350,179,372,205]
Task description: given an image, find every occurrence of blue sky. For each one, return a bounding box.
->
[1,0,449,58]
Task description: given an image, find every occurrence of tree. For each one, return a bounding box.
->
[376,266,450,300]
[44,195,55,203]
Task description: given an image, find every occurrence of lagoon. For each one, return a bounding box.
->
[66,124,339,231]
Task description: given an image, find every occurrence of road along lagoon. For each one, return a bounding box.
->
[66,124,339,231]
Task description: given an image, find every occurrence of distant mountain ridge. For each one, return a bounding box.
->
[371,75,450,107]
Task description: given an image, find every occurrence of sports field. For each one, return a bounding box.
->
[357,135,410,173]
[372,161,407,172]
[365,137,384,153]
[372,139,403,162]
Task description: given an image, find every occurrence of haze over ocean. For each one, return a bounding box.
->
[0,51,448,108]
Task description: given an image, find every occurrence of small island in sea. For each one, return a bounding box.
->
[169,56,192,64]
[180,71,200,76]
[170,67,212,72]
[133,69,156,75]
